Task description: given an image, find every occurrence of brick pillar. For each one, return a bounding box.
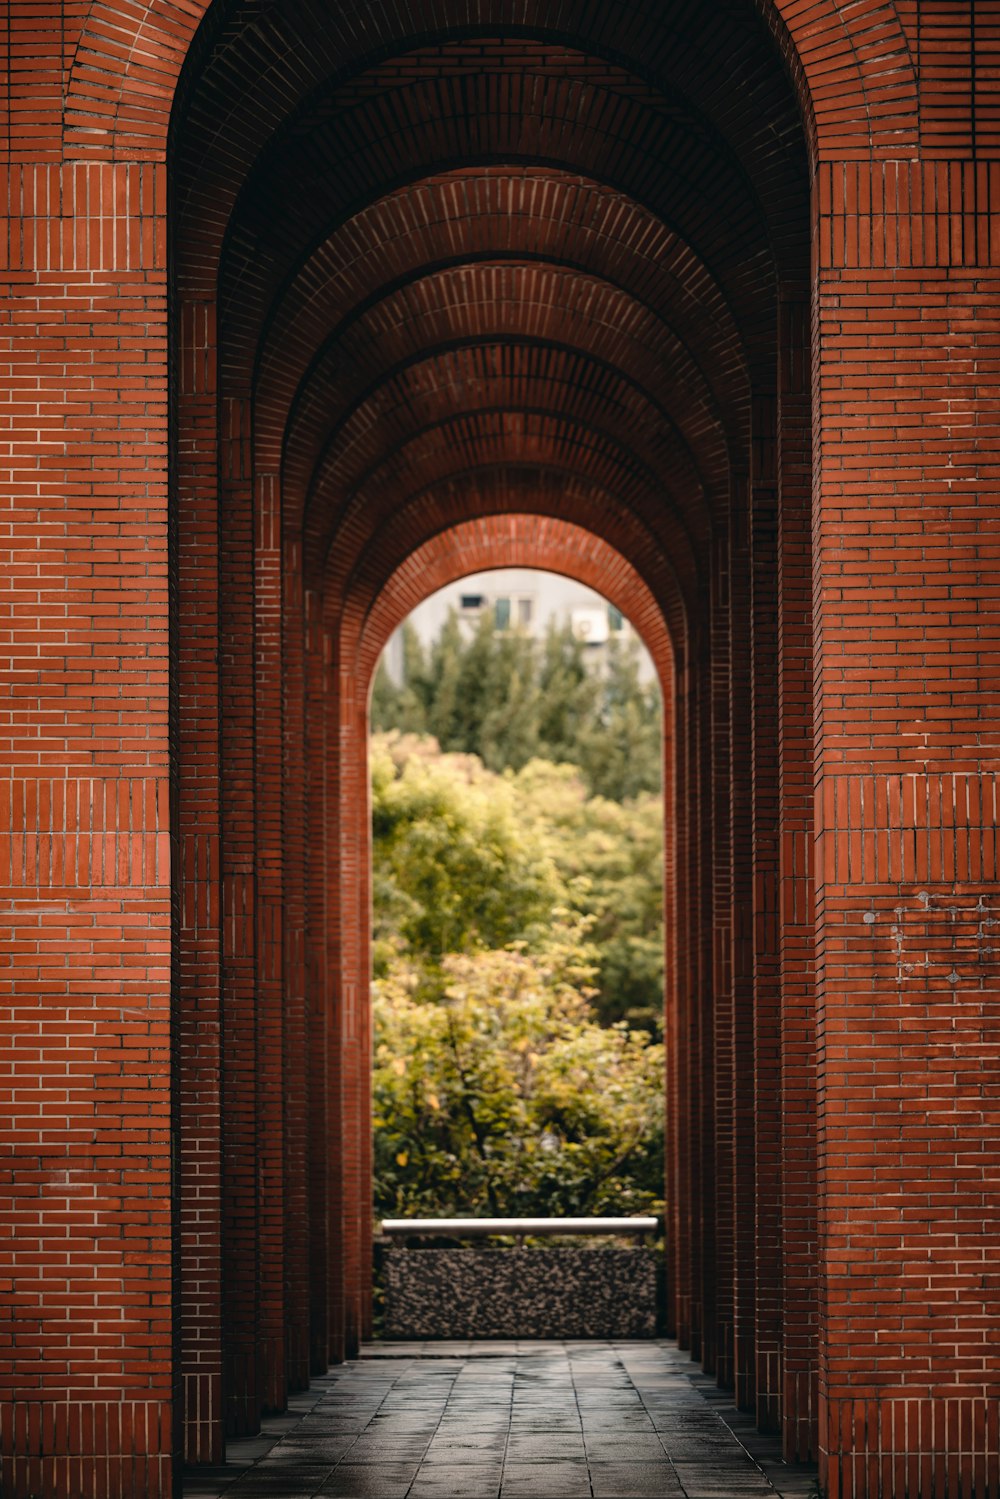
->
[336,637,376,1358]
[218,391,260,1438]
[668,680,692,1349]
[303,593,334,1373]
[282,534,312,1391]
[750,389,783,1434]
[691,632,716,1368]
[813,160,1000,1496]
[0,160,178,1498]
[176,296,226,1467]
[329,625,366,1361]
[730,466,758,1412]
[678,652,701,1358]
[663,648,684,1341]
[777,295,817,1463]
[712,524,736,1391]
[254,466,287,1412]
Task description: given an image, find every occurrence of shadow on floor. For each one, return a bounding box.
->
[183,1340,819,1499]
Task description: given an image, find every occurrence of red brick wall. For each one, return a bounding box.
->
[0,156,176,1497]
[2,4,999,1498]
[813,154,1000,1498]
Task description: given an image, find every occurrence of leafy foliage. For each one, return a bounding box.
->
[370,736,561,973]
[371,609,662,803]
[512,759,664,1031]
[373,948,664,1220]
[370,734,666,1221]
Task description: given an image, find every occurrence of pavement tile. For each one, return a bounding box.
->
[671,1464,775,1495]
[334,1438,430,1463]
[316,1462,418,1496]
[583,1433,667,1460]
[408,1464,503,1497]
[589,1461,685,1497]
[423,1432,508,1460]
[184,1340,817,1499]
[504,1432,587,1460]
[499,1460,591,1497]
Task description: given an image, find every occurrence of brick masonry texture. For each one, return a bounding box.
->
[1,3,999,1498]
[381,1249,660,1341]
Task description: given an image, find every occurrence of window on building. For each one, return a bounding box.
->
[460,594,485,611]
[494,597,511,629]
[518,596,534,626]
[608,605,625,632]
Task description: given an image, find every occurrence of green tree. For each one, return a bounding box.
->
[511,759,664,1031]
[373,736,665,1030]
[374,607,662,801]
[424,609,542,772]
[370,733,666,1222]
[369,621,429,736]
[573,636,663,802]
[373,944,665,1220]
[370,734,560,972]
[536,622,600,764]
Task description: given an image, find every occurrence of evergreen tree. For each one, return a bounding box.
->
[575,637,663,802]
[424,611,465,748]
[536,622,599,763]
[369,621,429,735]
[372,604,662,802]
[463,613,541,772]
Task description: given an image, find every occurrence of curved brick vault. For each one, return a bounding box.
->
[321,513,679,1385]
[4,2,1000,1499]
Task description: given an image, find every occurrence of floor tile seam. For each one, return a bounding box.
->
[403,1357,502,1499]
[686,1380,780,1494]
[198,1376,346,1494]
[255,1358,432,1485]
[629,1347,779,1496]
[490,1355,516,1499]
[689,1373,779,1493]
[567,1348,601,1497]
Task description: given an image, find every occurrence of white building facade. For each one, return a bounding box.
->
[382,568,655,683]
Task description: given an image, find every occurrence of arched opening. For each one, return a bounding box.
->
[366,555,668,1338]
[348,523,676,1358]
[19,0,1000,1493]
[166,0,815,1476]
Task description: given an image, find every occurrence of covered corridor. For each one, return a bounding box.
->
[3,2,1000,1497]
[183,1342,817,1499]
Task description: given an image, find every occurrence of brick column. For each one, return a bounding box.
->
[777,296,816,1463]
[281,534,312,1391]
[730,465,759,1412]
[0,160,177,1497]
[813,160,1000,1497]
[750,389,783,1434]
[218,391,260,1438]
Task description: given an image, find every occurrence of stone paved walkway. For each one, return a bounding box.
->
[184,1342,817,1499]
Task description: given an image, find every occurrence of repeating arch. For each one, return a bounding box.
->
[65,0,917,165]
[163,0,818,1479]
[353,513,675,693]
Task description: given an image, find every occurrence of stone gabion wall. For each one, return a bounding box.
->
[382,1247,661,1340]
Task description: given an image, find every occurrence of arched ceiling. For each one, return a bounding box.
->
[329,466,691,659]
[353,514,676,698]
[172,0,811,652]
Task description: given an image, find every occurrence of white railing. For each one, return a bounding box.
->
[380,1216,658,1243]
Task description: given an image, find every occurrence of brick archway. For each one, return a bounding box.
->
[352,515,674,683]
[328,512,677,1372]
[7,3,1000,1498]
[160,1,818,1465]
[61,0,916,165]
